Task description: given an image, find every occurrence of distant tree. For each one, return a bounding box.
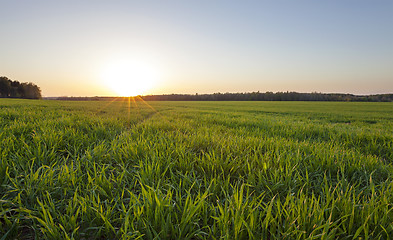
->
[0,77,11,97]
[10,80,23,98]
[22,82,41,99]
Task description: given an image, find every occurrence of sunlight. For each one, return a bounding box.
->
[101,60,159,97]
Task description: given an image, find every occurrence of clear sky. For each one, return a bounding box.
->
[1,1,392,96]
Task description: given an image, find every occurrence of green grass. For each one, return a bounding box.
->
[1,99,393,239]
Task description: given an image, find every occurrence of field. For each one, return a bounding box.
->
[1,99,393,239]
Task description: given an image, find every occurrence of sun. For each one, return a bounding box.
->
[101,60,158,97]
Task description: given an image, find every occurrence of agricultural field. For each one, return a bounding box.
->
[1,98,393,239]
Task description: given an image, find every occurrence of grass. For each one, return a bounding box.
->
[0,98,393,239]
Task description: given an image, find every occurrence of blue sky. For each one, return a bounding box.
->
[1,1,392,96]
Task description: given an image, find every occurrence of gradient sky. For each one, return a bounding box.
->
[1,0,392,96]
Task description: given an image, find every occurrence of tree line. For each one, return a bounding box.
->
[140,92,393,102]
[0,76,42,99]
[55,92,393,102]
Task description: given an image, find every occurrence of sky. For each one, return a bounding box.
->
[0,0,392,96]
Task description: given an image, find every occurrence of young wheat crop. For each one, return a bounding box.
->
[1,99,392,239]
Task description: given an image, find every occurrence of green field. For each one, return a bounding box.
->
[1,99,393,239]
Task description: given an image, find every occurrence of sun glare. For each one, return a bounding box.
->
[102,60,158,97]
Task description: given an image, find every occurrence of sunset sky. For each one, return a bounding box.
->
[1,1,392,97]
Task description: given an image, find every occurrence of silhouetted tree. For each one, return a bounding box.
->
[21,82,41,99]
[0,77,11,97]
[0,76,41,99]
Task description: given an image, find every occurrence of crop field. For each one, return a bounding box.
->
[1,99,393,239]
